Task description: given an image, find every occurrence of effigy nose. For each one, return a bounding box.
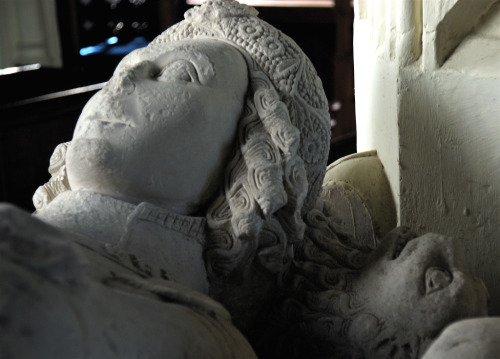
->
[105,71,135,96]
[108,61,155,95]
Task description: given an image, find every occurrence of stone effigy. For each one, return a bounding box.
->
[422,317,500,359]
[2,0,330,357]
[0,1,497,358]
[264,223,489,358]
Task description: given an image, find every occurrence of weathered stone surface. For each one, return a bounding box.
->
[1,1,495,358]
[423,317,500,359]
[1,1,331,357]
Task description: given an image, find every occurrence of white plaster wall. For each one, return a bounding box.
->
[354,0,401,218]
[354,0,500,313]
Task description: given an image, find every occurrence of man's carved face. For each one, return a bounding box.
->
[66,40,248,214]
[351,230,489,358]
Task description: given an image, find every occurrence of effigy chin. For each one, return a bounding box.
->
[0,1,498,358]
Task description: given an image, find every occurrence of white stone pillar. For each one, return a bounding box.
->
[354,0,500,313]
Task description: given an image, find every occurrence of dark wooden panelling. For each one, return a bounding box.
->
[0,87,96,211]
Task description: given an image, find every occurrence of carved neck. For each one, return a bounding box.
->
[35,190,136,244]
[35,190,209,293]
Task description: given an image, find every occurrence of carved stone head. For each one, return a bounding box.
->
[146,0,332,331]
[271,220,488,359]
[350,229,489,358]
[33,0,331,319]
[144,1,330,288]
[66,39,249,215]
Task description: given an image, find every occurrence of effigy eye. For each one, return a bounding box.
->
[155,60,199,84]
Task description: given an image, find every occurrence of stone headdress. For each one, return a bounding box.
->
[151,0,331,216]
[33,0,331,286]
[149,0,331,283]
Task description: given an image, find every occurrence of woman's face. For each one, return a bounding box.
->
[66,39,248,214]
[352,228,488,358]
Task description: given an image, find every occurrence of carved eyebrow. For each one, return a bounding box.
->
[155,59,200,84]
[166,48,216,85]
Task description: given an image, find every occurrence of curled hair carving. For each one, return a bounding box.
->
[258,208,373,358]
[204,58,308,282]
